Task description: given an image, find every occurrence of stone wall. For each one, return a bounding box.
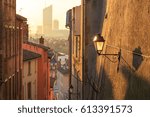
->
[83,0,150,99]
[99,0,150,99]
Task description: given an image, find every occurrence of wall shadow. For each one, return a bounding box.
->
[89,0,107,35]
[85,0,110,100]
[96,66,114,100]
[84,66,114,100]
[121,66,150,100]
[132,46,143,70]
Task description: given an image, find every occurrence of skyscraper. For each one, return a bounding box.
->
[43,5,52,36]
[53,20,59,30]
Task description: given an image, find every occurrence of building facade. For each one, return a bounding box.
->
[66,6,82,100]
[99,0,150,99]
[67,0,150,100]
[23,42,51,100]
[23,49,41,100]
[16,14,28,100]
[0,0,27,99]
[80,0,106,100]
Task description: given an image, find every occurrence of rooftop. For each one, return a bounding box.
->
[23,49,41,61]
[16,14,27,21]
[24,41,50,51]
[57,52,66,56]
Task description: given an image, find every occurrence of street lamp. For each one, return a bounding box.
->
[93,34,121,57]
[93,34,105,55]
[93,34,121,71]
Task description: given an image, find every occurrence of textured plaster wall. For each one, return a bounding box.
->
[100,0,150,99]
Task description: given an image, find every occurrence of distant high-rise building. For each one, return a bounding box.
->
[53,20,59,30]
[43,5,52,36]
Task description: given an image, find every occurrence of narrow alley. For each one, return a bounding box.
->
[0,0,150,100]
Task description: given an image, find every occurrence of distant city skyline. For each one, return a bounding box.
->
[16,0,81,34]
[53,20,59,30]
[43,5,53,36]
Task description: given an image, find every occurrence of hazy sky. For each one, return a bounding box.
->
[16,0,81,33]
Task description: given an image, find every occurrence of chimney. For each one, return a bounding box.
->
[39,36,44,44]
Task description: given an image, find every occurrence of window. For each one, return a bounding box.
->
[72,36,74,54]
[12,28,15,56]
[6,27,9,57]
[4,27,7,58]
[27,82,32,99]
[9,79,11,99]
[9,28,11,57]
[4,82,8,99]
[35,60,37,73]
[16,72,18,98]
[13,76,15,99]
[74,35,80,58]
[28,61,31,75]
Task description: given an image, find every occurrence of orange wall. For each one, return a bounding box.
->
[23,43,51,100]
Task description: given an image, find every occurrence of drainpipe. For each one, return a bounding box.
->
[68,29,72,100]
[81,0,86,100]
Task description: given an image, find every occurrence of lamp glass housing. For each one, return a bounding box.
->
[93,34,105,54]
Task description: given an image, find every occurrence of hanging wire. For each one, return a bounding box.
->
[71,73,101,93]
[71,44,150,97]
[106,44,150,58]
[86,76,101,93]
[71,73,83,82]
